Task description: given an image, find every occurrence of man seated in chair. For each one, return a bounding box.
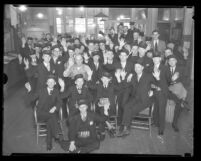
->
[59,99,114,153]
[116,59,155,137]
[27,74,63,151]
[89,71,119,140]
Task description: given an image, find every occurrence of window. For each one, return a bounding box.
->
[66,17,74,33]
[56,17,64,34]
[158,8,171,22]
[87,18,96,34]
[97,18,104,33]
[75,18,86,33]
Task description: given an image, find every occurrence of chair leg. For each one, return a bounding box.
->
[36,125,39,144]
[149,118,152,137]
[59,121,64,139]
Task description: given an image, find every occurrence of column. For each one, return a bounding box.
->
[146,8,158,36]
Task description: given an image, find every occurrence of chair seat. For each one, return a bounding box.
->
[134,113,151,119]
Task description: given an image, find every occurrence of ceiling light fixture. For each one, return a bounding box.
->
[37,13,44,19]
[18,5,27,12]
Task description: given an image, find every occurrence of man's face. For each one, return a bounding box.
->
[138,47,146,57]
[52,48,61,57]
[43,54,51,63]
[27,40,32,45]
[119,52,128,62]
[75,78,84,87]
[99,43,105,51]
[75,48,80,55]
[75,55,83,65]
[167,43,175,50]
[69,50,74,58]
[107,51,114,60]
[152,32,159,40]
[93,55,100,62]
[124,26,128,33]
[147,52,153,58]
[30,55,37,63]
[153,57,161,65]
[74,39,80,45]
[133,32,139,40]
[110,29,115,34]
[35,47,41,53]
[47,78,56,89]
[94,43,99,51]
[135,64,144,74]
[168,58,177,67]
[88,43,94,51]
[165,49,172,58]
[46,34,51,40]
[78,104,88,113]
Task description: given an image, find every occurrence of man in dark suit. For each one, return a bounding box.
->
[151,54,169,143]
[113,49,135,126]
[60,74,93,122]
[151,29,166,58]
[59,99,114,153]
[127,21,139,44]
[166,55,187,132]
[27,75,62,151]
[108,27,119,46]
[20,37,35,59]
[116,59,155,137]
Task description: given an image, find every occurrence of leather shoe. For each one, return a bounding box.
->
[116,129,130,137]
[172,124,179,132]
[108,129,116,138]
[47,144,52,151]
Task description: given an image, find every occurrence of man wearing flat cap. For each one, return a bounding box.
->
[116,59,155,137]
[59,99,114,153]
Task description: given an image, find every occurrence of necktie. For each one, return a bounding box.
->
[49,89,53,95]
[137,75,140,82]
[95,63,98,70]
[47,64,50,71]
[171,67,174,75]
[155,41,158,52]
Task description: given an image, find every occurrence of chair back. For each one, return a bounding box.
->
[34,105,38,124]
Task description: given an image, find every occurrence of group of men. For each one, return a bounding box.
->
[18,21,190,153]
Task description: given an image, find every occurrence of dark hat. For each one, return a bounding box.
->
[98,31,105,36]
[47,74,56,81]
[92,51,100,57]
[42,50,52,56]
[139,31,144,37]
[101,71,112,79]
[77,99,88,106]
[138,42,147,49]
[135,58,145,66]
[51,45,61,51]
[34,43,42,48]
[167,54,177,60]
[130,21,135,25]
[74,44,81,49]
[119,22,124,26]
[74,74,84,81]
[42,42,51,50]
[27,37,33,41]
[152,53,162,58]
[68,46,75,51]
[119,49,129,55]
[145,36,152,42]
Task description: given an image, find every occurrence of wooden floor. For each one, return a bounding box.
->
[3,81,194,156]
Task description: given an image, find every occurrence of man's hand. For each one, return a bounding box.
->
[22,37,26,47]
[171,72,179,82]
[25,82,31,92]
[69,141,76,152]
[120,70,127,81]
[49,106,57,113]
[105,121,115,130]
[152,69,160,80]
[18,54,23,64]
[127,73,133,82]
[58,78,65,92]
[24,58,29,70]
[148,90,153,97]
[115,69,121,83]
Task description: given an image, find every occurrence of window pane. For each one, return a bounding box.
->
[75,18,86,33]
[56,18,62,25]
[158,8,170,21]
[57,25,61,33]
[174,8,184,21]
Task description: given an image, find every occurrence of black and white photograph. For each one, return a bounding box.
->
[3,5,194,156]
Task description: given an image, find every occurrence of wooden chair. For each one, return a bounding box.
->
[131,104,154,137]
[34,105,64,144]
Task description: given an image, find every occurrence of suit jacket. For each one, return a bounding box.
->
[150,63,169,97]
[108,33,119,46]
[166,65,185,85]
[50,56,65,79]
[151,39,166,55]
[60,84,93,108]
[28,88,62,114]
[113,60,135,90]
[88,59,103,84]
[20,43,35,59]
[130,72,155,107]
[35,62,54,91]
